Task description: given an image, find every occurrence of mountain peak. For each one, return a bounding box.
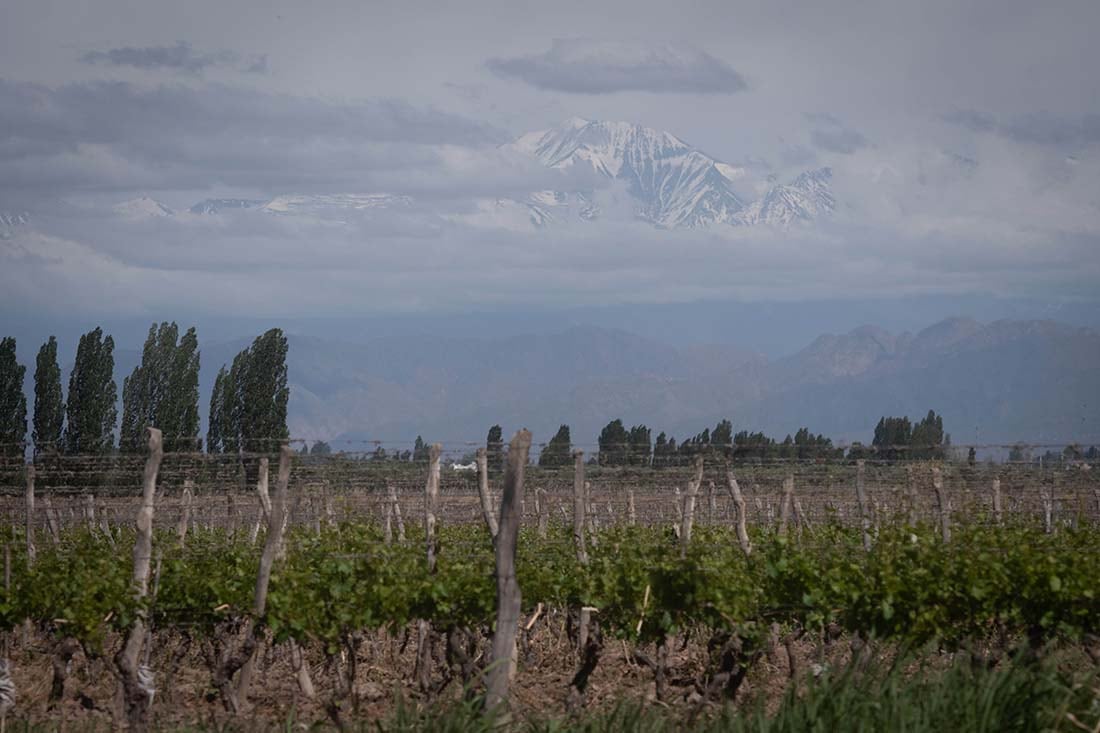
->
[508,118,836,229]
[113,196,174,219]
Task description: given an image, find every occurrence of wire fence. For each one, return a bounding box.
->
[1,440,1097,536]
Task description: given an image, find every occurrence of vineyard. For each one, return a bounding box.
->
[1,432,1099,730]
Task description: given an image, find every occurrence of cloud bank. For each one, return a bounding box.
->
[81,41,266,75]
[486,39,747,94]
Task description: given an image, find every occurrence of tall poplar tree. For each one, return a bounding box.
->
[0,337,27,459]
[32,336,64,457]
[63,328,117,454]
[486,424,503,473]
[538,424,571,467]
[208,328,288,454]
[120,323,202,453]
[206,365,227,453]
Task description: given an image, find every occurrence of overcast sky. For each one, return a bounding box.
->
[1,0,1098,325]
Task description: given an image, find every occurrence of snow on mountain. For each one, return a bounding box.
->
[259,193,411,215]
[512,118,747,228]
[112,196,174,220]
[110,120,836,232]
[189,198,265,215]
[0,210,30,239]
[735,168,836,226]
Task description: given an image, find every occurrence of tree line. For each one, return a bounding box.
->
[0,326,288,457]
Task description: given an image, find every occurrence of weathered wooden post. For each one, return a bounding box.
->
[628,488,637,526]
[572,451,588,565]
[24,466,35,568]
[114,427,163,733]
[905,464,919,525]
[680,456,704,555]
[535,487,548,538]
[388,483,406,542]
[416,443,442,694]
[991,476,1002,525]
[932,466,951,543]
[476,447,499,540]
[485,430,532,715]
[777,474,795,537]
[177,480,194,546]
[237,443,296,709]
[855,460,872,551]
[725,462,752,557]
[41,495,60,544]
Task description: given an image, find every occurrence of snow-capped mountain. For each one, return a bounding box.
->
[512,118,748,228]
[0,211,30,239]
[189,198,265,215]
[112,196,174,220]
[505,118,836,229]
[99,120,835,232]
[258,193,410,215]
[735,168,836,226]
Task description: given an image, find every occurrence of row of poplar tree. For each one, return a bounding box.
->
[0,325,288,457]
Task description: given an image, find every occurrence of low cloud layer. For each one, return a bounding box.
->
[0,79,506,197]
[487,39,747,94]
[81,41,266,74]
[946,109,1100,149]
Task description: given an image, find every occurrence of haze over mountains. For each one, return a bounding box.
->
[11,118,835,233]
[167,316,1094,450]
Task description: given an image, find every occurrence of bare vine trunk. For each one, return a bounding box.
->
[485,430,531,715]
[114,428,163,733]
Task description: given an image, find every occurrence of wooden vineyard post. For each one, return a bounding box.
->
[906,464,918,525]
[476,447,499,540]
[84,494,95,531]
[628,488,637,526]
[535,487,548,538]
[114,427,163,733]
[932,466,951,543]
[572,451,588,565]
[680,456,704,555]
[249,459,270,545]
[855,460,872,551]
[991,477,1003,525]
[777,474,795,537]
[41,495,60,544]
[725,462,752,557]
[177,480,194,546]
[388,483,406,542]
[415,443,442,695]
[24,466,35,568]
[237,444,294,710]
[485,429,531,715]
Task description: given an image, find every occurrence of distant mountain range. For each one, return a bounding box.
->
[65,118,835,232]
[508,118,834,228]
[194,316,1092,449]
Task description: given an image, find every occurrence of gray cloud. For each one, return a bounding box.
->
[0,79,506,196]
[946,109,1100,147]
[807,114,869,155]
[81,41,265,75]
[486,39,747,94]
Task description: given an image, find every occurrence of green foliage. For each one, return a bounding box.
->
[63,327,117,454]
[485,425,503,473]
[873,410,947,460]
[32,335,64,456]
[539,424,572,467]
[413,435,429,463]
[120,322,201,452]
[206,365,227,453]
[0,336,27,458]
[208,328,288,454]
[597,419,630,466]
[6,517,1098,680]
